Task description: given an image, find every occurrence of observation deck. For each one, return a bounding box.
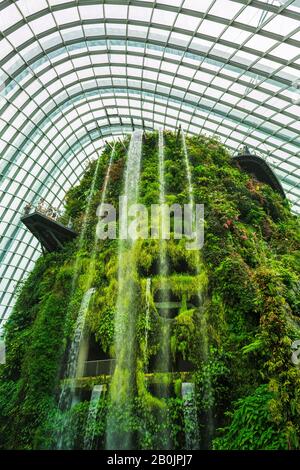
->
[232,147,286,198]
[21,211,77,253]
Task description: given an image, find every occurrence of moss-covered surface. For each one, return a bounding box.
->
[0,131,299,450]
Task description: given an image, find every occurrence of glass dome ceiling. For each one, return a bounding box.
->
[0,0,299,328]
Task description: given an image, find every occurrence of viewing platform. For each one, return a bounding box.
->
[61,371,193,392]
[233,146,286,198]
[21,210,77,253]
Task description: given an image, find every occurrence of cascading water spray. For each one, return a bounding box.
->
[84,384,104,450]
[156,129,171,378]
[56,145,115,449]
[3,130,298,452]
[181,130,194,209]
[68,156,103,294]
[158,129,166,207]
[144,278,151,369]
[56,287,96,449]
[106,130,143,450]
[181,382,199,449]
[85,143,116,289]
[99,144,115,210]
[156,128,172,449]
[71,143,116,371]
[71,144,116,380]
[181,129,214,447]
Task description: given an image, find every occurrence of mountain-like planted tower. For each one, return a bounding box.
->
[0,131,299,450]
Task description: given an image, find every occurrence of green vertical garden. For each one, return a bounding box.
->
[0,131,299,450]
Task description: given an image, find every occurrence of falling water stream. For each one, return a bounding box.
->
[85,143,116,289]
[144,278,151,368]
[84,384,104,450]
[156,129,172,448]
[156,129,171,378]
[106,130,143,450]
[68,156,103,295]
[57,287,96,449]
[181,130,214,448]
[181,382,199,449]
[181,130,194,209]
[58,132,212,449]
[56,145,115,449]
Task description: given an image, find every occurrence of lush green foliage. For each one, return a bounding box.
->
[0,132,299,450]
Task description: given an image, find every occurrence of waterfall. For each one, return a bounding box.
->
[57,287,96,449]
[181,382,199,450]
[54,157,103,439]
[144,278,151,369]
[68,145,115,378]
[159,129,166,206]
[106,130,143,450]
[59,145,115,402]
[181,129,214,446]
[181,130,194,209]
[67,143,114,304]
[84,384,104,450]
[69,157,103,294]
[156,129,171,378]
[98,144,115,213]
[154,129,172,449]
[86,143,115,288]
[56,145,115,449]
[0,338,5,365]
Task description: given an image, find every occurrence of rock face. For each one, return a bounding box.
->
[0,131,299,450]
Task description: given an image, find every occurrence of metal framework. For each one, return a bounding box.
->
[0,0,299,328]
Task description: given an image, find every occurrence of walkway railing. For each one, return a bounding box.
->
[83,359,116,377]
